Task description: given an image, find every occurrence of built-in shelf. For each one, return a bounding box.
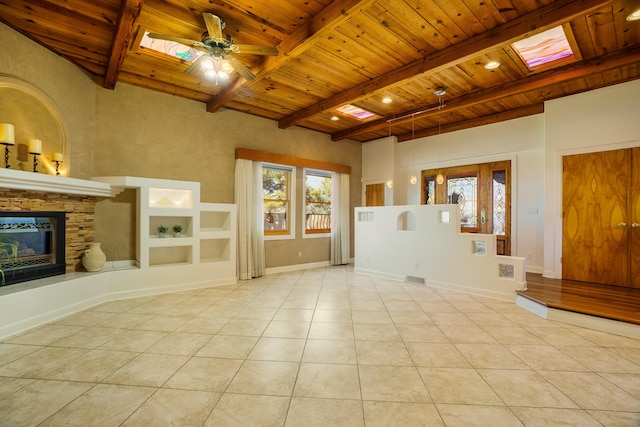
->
[201,238,231,263]
[92,177,237,274]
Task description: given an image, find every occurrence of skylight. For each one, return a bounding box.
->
[512,26,577,70]
[139,32,202,62]
[333,104,378,120]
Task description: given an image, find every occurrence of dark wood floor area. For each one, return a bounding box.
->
[519,274,640,325]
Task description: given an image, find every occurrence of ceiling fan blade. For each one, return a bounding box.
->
[226,54,256,81]
[146,33,203,47]
[202,13,224,40]
[234,44,279,56]
[185,54,209,74]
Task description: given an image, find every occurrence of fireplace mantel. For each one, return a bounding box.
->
[0,168,115,197]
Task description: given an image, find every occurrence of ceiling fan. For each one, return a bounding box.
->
[147,13,278,81]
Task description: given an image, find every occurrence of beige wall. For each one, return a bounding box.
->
[0,23,361,269]
[0,24,96,179]
[93,83,362,267]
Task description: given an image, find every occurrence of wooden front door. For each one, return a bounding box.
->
[632,148,640,287]
[562,148,640,287]
[421,160,511,255]
[365,183,385,207]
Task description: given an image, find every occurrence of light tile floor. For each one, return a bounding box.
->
[1,266,640,426]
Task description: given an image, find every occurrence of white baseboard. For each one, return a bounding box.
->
[266,260,331,275]
[526,265,543,274]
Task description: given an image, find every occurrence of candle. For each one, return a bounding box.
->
[28,139,42,154]
[52,152,63,162]
[0,123,15,145]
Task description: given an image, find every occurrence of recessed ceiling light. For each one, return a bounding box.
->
[628,9,640,21]
[330,116,340,121]
[484,61,501,70]
[382,96,393,104]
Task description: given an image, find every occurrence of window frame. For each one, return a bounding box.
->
[262,162,296,240]
[303,168,332,238]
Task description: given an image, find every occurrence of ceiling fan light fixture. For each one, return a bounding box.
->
[201,58,214,70]
[202,57,232,80]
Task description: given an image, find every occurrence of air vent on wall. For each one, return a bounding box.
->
[405,275,426,285]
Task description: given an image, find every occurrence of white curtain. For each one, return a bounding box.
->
[234,159,265,280]
[330,172,350,265]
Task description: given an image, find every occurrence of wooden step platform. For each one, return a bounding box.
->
[518,274,640,326]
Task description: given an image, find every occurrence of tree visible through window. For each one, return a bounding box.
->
[305,170,331,234]
[263,166,291,235]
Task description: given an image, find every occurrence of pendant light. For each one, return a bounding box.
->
[435,92,445,185]
[410,118,417,185]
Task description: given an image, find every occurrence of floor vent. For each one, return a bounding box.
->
[405,275,426,285]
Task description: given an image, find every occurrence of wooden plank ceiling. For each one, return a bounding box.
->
[1,0,639,143]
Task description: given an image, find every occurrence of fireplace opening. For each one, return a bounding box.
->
[0,211,66,286]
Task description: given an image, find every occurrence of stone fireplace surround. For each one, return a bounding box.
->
[1,190,101,274]
[0,169,114,276]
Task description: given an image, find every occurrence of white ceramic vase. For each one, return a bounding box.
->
[82,242,106,272]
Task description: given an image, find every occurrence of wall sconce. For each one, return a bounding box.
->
[386,179,393,189]
[0,123,15,168]
[410,175,417,185]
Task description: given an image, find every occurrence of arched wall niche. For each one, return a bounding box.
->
[397,211,418,231]
[0,74,67,174]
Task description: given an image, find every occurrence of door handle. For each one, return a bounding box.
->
[617,223,627,228]
[633,223,640,228]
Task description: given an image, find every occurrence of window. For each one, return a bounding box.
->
[263,164,293,236]
[423,177,435,205]
[511,25,580,72]
[447,175,478,230]
[140,32,201,61]
[304,169,331,235]
[492,170,506,235]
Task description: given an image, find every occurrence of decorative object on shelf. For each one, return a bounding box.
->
[0,123,15,169]
[157,224,168,237]
[82,242,106,272]
[52,152,63,175]
[172,224,183,237]
[28,139,42,173]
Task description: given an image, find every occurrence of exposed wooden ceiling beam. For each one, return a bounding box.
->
[104,0,144,90]
[205,0,379,113]
[331,46,640,141]
[279,0,615,130]
[397,104,545,142]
